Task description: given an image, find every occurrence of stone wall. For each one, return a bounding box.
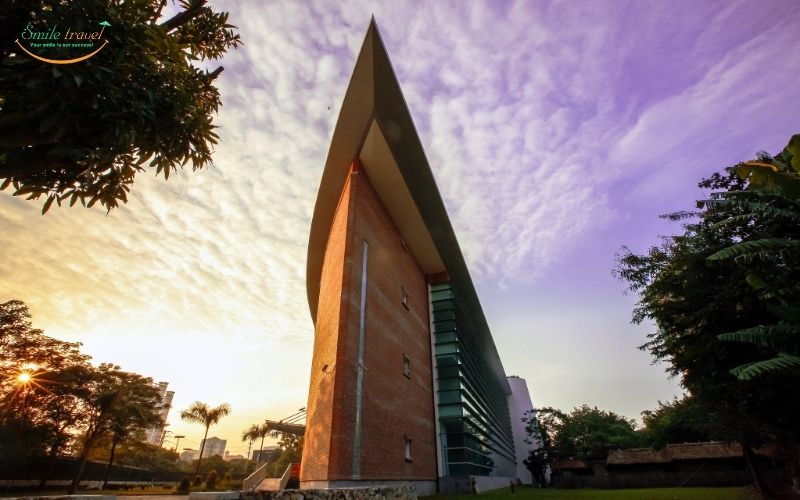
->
[241,484,417,500]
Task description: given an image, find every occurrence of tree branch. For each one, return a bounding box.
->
[208,66,224,80]
[152,0,168,23]
[160,0,208,32]
[0,150,73,179]
[0,126,60,149]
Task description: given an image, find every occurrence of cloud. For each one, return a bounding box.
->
[2,0,797,442]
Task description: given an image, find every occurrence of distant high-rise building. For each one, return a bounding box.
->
[180,448,199,462]
[145,381,175,445]
[252,446,280,464]
[201,436,227,458]
[224,451,246,461]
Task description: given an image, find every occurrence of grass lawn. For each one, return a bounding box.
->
[427,485,758,500]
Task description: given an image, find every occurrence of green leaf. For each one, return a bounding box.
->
[786,134,800,172]
[745,273,767,290]
[730,354,800,380]
[707,238,800,262]
[41,195,55,214]
[719,324,800,353]
[767,304,800,323]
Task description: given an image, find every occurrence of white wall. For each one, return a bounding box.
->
[506,376,539,483]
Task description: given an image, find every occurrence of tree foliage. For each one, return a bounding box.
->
[112,439,181,473]
[0,299,175,486]
[0,0,241,212]
[180,400,230,476]
[0,299,94,461]
[68,363,162,493]
[265,431,303,478]
[615,135,800,490]
[525,405,641,461]
[639,395,730,449]
[704,135,800,379]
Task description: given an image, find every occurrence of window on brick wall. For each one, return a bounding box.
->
[401,286,409,309]
[403,354,411,378]
[404,436,413,461]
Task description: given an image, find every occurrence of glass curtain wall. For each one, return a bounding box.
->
[431,282,515,476]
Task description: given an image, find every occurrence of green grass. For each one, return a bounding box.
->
[0,483,244,497]
[427,485,758,500]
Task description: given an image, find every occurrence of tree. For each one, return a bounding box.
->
[640,395,728,449]
[180,401,230,477]
[705,135,800,379]
[524,405,640,473]
[113,439,180,474]
[0,0,241,212]
[267,431,303,477]
[254,422,271,463]
[615,139,800,494]
[522,405,641,487]
[100,372,163,487]
[0,300,94,466]
[241,424,259,462]
[68,363,162,493]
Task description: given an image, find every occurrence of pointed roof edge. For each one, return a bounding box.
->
[306,20,511,394]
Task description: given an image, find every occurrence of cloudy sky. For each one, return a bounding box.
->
[2,0,799,457]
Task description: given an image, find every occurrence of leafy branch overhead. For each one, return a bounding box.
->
[0,0,241,213]
[704,134,800,380]
[614,133,800,490]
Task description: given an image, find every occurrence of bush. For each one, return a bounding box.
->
[177,478,191,494]
[206,469,218,490]
[193,475,203,486]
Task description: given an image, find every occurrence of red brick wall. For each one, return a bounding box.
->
[301,163,437,482]
[301,173,355,481]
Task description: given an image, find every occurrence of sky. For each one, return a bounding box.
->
[2,0,799,458]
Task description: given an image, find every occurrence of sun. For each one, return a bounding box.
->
[17,372,32,383]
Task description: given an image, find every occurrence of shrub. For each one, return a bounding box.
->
[205,469,218,490]
[177,478,191,494]
[193,475,203,486]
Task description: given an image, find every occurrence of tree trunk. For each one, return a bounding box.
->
[102,435,121,489]
[38,443,60,490]
[194,425,210,477]
[258,436,265,464]
[783,441,800,498]
[741,443,766,500]
[68,434,95,494]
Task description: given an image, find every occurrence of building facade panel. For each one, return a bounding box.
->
[349,167,437,481]
[301,173,356,482]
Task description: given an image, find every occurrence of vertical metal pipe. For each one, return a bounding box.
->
[352,240,368,478]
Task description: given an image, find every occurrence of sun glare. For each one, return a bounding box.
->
[17,372,32,383]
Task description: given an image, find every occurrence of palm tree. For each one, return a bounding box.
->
[255,422,272,463]
[241,424,259,462]
[181,401,231,476]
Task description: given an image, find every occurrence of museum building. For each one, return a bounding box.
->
[300,20,532,495]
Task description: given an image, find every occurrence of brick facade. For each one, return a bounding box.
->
[301,162,437,484]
